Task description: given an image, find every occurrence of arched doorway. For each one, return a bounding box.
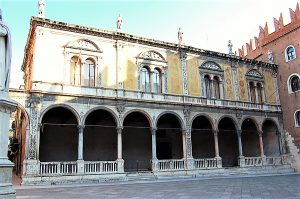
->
[156,113,183,160]
[191,116,214,158]
[241,119,260,157]
[218,117,239,167]
[39,107,78,162]
[262,120,281,156]
[123,112,152,172]
[84,109,117,161]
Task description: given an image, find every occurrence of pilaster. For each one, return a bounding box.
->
[180,51,188,95]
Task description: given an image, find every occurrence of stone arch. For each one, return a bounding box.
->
[217,116,239,167]
[39,105,79,162]
[122,109,154,128]
[191,114,215,159]
[241,117,260,157]
[137,50,166,62]
[262,118,281,156]
[83,106,120,127]
[156,111,185,130]
[39,104,81,125]
[216,115,239,131]
[190,113,216,130]
[200,61,223,71]
[241,116,260,131]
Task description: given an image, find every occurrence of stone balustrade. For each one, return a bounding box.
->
[30,81,281,112]
[40,161,78,175]
[84,161,118,173]
[194,158,218,169]
[157,159,185,171]
[244,157,263,167]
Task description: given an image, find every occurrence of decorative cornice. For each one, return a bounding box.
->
[27,17,278,71]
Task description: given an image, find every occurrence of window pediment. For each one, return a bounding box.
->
[246,69,263,79]
[66,39,102,53]
[138,51,166,62]
[200,61,223,72]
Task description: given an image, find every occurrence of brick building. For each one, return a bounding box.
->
[238,3,300,158]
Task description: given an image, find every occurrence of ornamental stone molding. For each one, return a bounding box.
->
[65,39,102,52]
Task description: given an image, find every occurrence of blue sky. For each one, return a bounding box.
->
[1,0,299,88]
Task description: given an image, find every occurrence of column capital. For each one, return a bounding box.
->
[257,130,263,137]
[151,128,157,135]
[77,125,85,130]
[116,126,123,134]
[212,129,218,136]
[236,129,242,136]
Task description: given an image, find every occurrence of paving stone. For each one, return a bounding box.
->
[16,174,300,199]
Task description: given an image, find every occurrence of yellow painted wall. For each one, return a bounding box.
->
[237,66,248,101]
[124,59,138,90]
[264,71,276,104]
[167,53,182,94]
[187,58,203,96]
[220,63,235,100]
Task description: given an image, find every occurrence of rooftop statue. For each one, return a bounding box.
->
[38,0,46,18]
[178,27,183,45]
[117,14,122,32]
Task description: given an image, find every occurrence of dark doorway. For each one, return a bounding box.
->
[84,109,117,161]
[241,119,260,157]
[218,117,239,167]
[262,120,281,156]
[192,116,215,158]
[39,107,78,162]
[123,112,152,172]
[156,113,183,160]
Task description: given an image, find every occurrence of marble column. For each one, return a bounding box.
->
[183,129,195,170]
[116,126,124,173]
[258,131,266,164]
[236,130,245,167]
[213,130,222,168]
[276,131,284,155]
[77,125,84,174]
[151,128,158,171]
[0,11,17,198]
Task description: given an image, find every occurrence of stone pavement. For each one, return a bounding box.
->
[16,174,300,199]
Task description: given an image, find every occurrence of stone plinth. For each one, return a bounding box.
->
[0,95,17,198]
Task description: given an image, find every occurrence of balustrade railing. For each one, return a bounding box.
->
[30,81,281,112]
[158,159,185,171]
[84,161,118,173]
[40,161,77,175]
[265,155,290,166]
[244,157,263,167]
[194,158,218,169]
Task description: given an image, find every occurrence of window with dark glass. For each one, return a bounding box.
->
[296,111,300,127]
[141,67,150,92]
[213,76,220,99]
[84,59,95,87]
[291,76,300,92]
[204,75,211,99]
[71,56,81,85]
[257,83,263,103]
[287,46,296,61]
[249,82,256,102]
[153,68,161,93]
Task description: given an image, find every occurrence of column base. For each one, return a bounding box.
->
[77,160,84,174]
[24,159,40,176]
[0,161,16,199]
[151,158,158,172]
[185,157,195,170]
[215,156,222,168]
[117,159,124,173]
[238,156,245,167]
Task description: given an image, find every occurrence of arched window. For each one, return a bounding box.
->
[70,56,81,85]
[291,76,300,92]
[249,82,256,103]
[213,76,220,99]
[84,59,95,87]
[153,68,161,93]
[141,67,150,92]
[285,46,296,62]
[257,83,263,103]
[295,111,300,127]
[204,75,211,99]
